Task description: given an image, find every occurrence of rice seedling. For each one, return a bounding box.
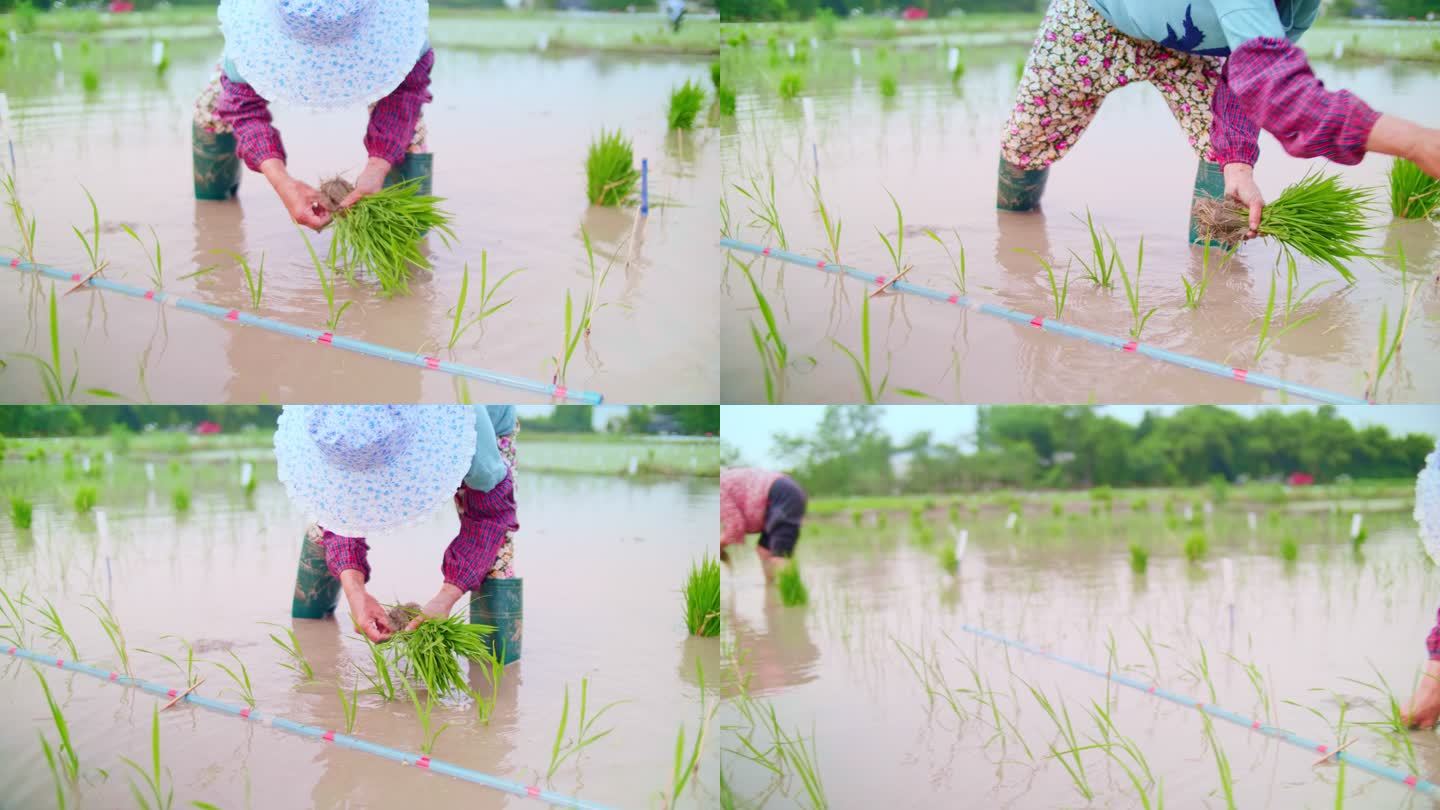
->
[1129,543,1149,574]
[878,73,898,97]
[85,596,130,677]
[475,639,504,726]
[737,256,796,403]
[1364,244,1420,402]
[1224,652,1274,723]
[34,668,79,782]
[356,637,396,701]
[120,224,165,289]
[923,228,967,294]
[74,485,96,513]
[735,173,787,249]
[773,719,827,810]
[546,677,626,779]
[585,129,640,207]
[337,676,359,734]
[217,250,264,310]
[70,186,107,280]
[1026,681,1093,800]
[33,598,78,661]
[1201,715,1237,810]
[208,650,255,707]
[81,67,100,93]
[261,622,313,681]
[716,83,736,116]
[171,487,190,513]
[387,608,496,697]
[831,288,889,404]
[551,227,616,387]
[1280,534,1299,561]
[13,286,82,404]
[776,561,808,606]
[120,705,173,810]
[1114,236,1156,339]
[778,70,804,99]
[38,732,67,810]
[683,555,720,637]
[1193,170,1374,283]
[3,174,37,263]
[811,176,843,267]
[322,177,456,297]
[1183,531,1208,562]
[1388,157,1440,218]
[1352,527,1368,548]
[666,660,718,806]
[667,80,707,130]
[1183,240,1232,309]
[296,227,354,331]
[937,542,959,571]
[11,495,33,529]
[1070,209,1116,289]
[446,252,521,350]
[1342,667,1420,773]
[1025,249,1071,319]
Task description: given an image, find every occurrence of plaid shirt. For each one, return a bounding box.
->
[1210,37,1379,167]
[720,467,783,547]
[319,469,518,593]
[1429,606,1440,661]
[216,49,435,173]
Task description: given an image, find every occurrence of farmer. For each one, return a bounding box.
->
[195,0,434,230]
[275,405,520,643]
[720,467,808,581]
[1404,440,1440,728]
[997,0,1440,242]
[667,0,687,33]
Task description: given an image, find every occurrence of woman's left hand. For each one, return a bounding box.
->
[339,157,394,209]
[1222,163,1265,239]
[405,582,466,631]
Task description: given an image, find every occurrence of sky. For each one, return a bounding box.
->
[721,405,1440,469]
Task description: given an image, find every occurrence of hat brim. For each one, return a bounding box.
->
[274,405,476,536]
[218,0,429,110]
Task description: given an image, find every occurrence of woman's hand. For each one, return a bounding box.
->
[1367,115,1440,179]
[339,157,394,210]
[1222,163,1265,240]
[405,582,465,631]
[1410,128,1440,180]
[340,570,394,643]
[261,159,331,231]
[1405,659,1440,729]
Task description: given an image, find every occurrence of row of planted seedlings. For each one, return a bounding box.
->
[724,141,1434,404]
[0,21,181,101]
[720,648,828,810]
[889,599,1429,808]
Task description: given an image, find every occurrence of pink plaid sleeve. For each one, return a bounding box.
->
[1428,606,1440,661]
[1222,37,1380,166]
[443,472,518,593]
[319,529,371,582]
[365,49,435,167]
[216,75,286,172]
[1209,62,1261,167]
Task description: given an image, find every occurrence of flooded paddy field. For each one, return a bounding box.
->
[0,438,721,809]
[718,30,1440,404]
[721,487,1437,808]
[0,24,719,403]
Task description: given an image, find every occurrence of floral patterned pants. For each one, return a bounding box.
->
[1001,0,1222,170]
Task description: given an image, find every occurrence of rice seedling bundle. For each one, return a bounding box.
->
[776,562,808,606]
[387,609,496,697]
[321,177,456,298]
[585,129,639,207]
[1388,158,1440,219]
[667,80,706,131]
[683,556,720,637]
[1191,171,1374,283]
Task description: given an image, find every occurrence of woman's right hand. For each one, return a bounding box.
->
[1411,128,1440,180]
[340,570,393,642]
[260,158,332,231]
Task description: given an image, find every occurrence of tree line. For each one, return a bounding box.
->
[770,406,1435,496]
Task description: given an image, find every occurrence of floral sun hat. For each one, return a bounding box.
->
[274,405,475,536]
[217,0,429,110]
[1418,440,1440,565]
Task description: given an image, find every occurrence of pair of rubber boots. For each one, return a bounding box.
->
[290,533,522,664]
[997,156,1227,247]
[191,122,434,201]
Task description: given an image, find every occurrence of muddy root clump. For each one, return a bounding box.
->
[319,176,354,214]
[385,601,424,633]
[1190,197,1248,245]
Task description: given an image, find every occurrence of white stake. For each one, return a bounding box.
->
[1350,513,1364,539]
[627,456,638,475]
[145,462,155,483]
[851,47,861,67]
[81,456,91,473]
[947,47,960,73]
[1247,512,1258,532]
[151,41,166,67]
[953,528,968,561]
[787,41,796,59]
[52,41,63,62]
[240,462,254,488]
[536,32,549,51]
[1005,512,1018,531]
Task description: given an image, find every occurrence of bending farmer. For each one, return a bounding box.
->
[998,0,1440,242]
[275,405,520,643]
[196,0,434,229]
[721,467,808,580]
[1405,440,1440,728]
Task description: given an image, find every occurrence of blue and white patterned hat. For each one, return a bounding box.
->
[274,405,475,536]
[218,0,429,110]
[1417,441,1440,565]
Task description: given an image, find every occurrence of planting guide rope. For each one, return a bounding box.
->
[719,238,1369,407]
[4,645,620,810]
[3,257,604,405]
[955,623,1440,800]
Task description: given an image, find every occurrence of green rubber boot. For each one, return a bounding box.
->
[291,532,342,619]
[384,152,434,196]
[996,156,1049,212]
[470,577,522,665]
[192,122,241,201]
[1189,159,1228,248]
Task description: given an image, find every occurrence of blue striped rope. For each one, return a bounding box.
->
[719,238,1368,407]
[3,256,603,405]
[956,623,1439,798]
[5,644,619,810]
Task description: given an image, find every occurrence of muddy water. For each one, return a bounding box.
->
[0,459,720,809]
[0,40,718,403]
[720,43,1440,403]
[722,507,1440,808]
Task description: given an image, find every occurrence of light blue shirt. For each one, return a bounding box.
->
[463,406,516,493]
[1085,0,1318,56]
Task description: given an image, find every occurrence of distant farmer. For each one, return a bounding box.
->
[998,0,1440,242]
[194,0,434,230]
[720,467,808,580]
[666,0,687,32]
[1404,440,1440,728]
[275,405,519,643]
